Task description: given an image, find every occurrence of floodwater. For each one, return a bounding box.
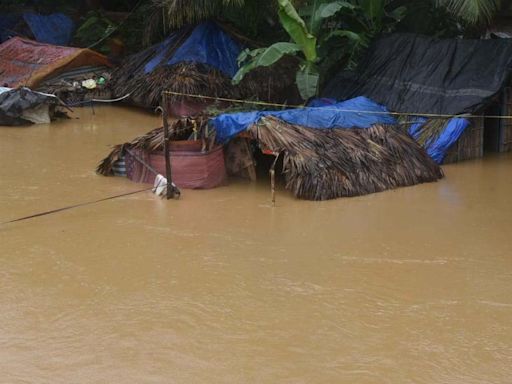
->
[1,106,511,384]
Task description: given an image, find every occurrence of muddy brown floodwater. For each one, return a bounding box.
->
[1,105,512,383]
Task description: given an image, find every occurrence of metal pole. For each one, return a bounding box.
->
[162,92,174,199]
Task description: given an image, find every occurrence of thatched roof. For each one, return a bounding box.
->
[96,116,209,176]
[110,22,297,109]
[97,114,443,201]
[250,117,443,200]
[113,62,235,108]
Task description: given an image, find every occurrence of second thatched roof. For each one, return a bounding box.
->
[110,21,297,109]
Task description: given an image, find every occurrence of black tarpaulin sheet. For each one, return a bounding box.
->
[323,34,512,115]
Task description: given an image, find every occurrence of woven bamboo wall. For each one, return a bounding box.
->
[501,87,512,152]
[443,117,484,164]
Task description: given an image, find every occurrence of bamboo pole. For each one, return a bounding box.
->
[162,92,174,199]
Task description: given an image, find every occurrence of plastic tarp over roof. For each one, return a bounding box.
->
[323,34,512,115]
[211,96,396,143]
[0,37,111,89]
[409,117,470,164]
[144,21,242,77]
[0,13,74,45]
[23,13,75,46]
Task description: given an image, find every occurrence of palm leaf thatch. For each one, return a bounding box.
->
[413,118,451,146]
[110,21,297,109]
[111,50,297,109]
[238,56,300,104]
[249,117,444,200]
[113,62,236,108]
[98,114,443,201]
[153,0,247,28]
[97,117,209,176]
[436,0,500,25]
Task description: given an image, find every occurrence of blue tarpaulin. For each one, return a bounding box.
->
[143,33,180,74]
[0,13,74,45]
[23,13,74,46]
[409,117,470,164]
[211,96,397,143]
[144,21,242,77]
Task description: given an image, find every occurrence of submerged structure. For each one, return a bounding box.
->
[0,87,64,126]
[97,97,443,201]
[0,37,112,104]
[110,21,297,114]
[324,34,512,163]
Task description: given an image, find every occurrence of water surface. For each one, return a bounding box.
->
[1,106,511,383]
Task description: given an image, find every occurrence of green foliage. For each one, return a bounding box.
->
[396,0,461,37]
[75,11,118,53]
[233,43,302,83]
[151,0,280,42]
[296,64,320,101]
[436,0,501,25]
[278,0,318,62]
[234,0,405,101]
[234,0,321,100]
[156,0,245,28]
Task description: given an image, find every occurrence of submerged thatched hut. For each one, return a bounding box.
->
[110,21,297,114]
[98,97,443,200]
[0,37,112,105]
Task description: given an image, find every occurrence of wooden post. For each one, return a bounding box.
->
[270,168,276,207]
[270,154,279,207]
[162,92,174,199]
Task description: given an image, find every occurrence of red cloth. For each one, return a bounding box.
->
[126,146,226,189]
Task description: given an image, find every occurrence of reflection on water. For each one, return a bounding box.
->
[1,106,511,383]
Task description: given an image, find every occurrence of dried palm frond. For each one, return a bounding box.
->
[250,116,444,200]
[154,0,244,28]
[112,61,236,108]
[414,118,450,146]
[96,116,210,175]
[110,23,297,109]
[237,56,300,104]
[112,61,299,109]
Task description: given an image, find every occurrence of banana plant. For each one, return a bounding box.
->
[233,0,404,101]
[234,0,359,100]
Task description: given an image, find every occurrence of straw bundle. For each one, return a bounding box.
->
[250,117,443,200]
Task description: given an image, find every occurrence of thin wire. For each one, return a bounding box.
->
[65,93,131,107]
[163,91,512,120]
[0,183,175,227]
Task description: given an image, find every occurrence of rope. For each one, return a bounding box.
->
[65,93,131,107]
[162,91,512,120]
[0,186,155,226]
